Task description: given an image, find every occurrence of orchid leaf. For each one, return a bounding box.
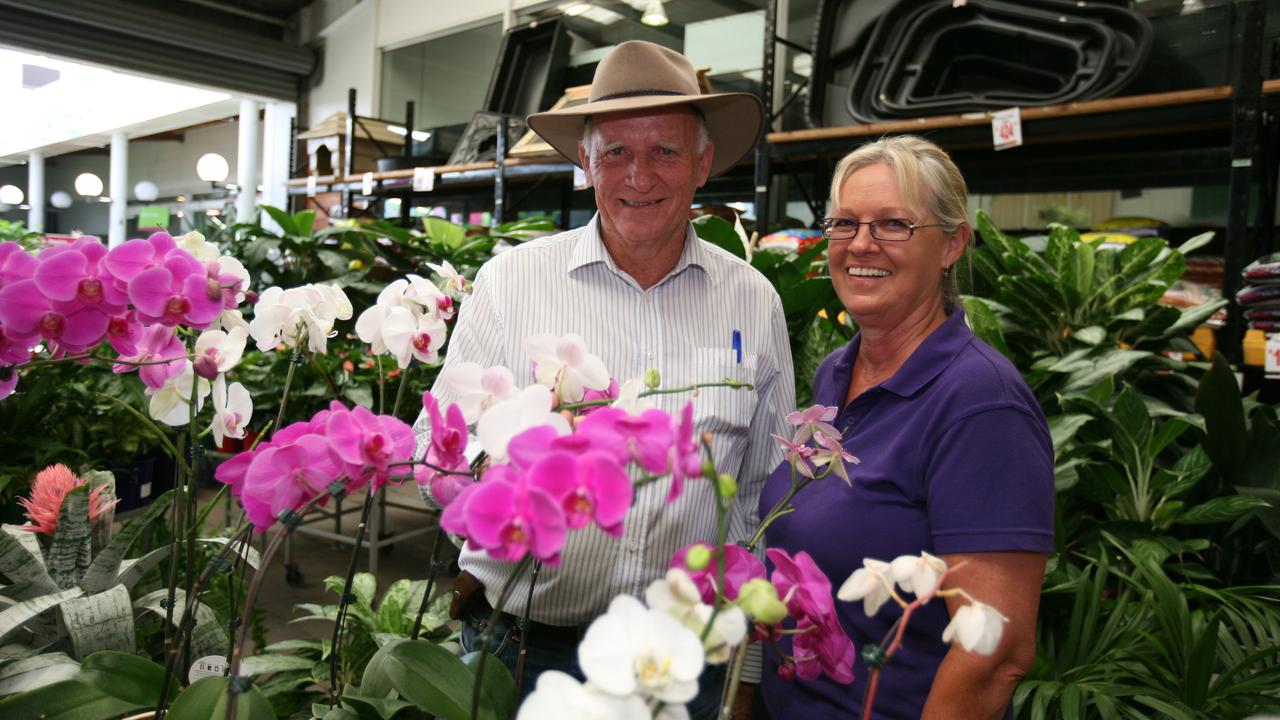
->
[0,526,57,600]
[76,650,173,707]
[167,675,276,720]
[58,584,135,659]
[0,677,139,718]
[0,651,79,696]
[382,638,480,720]
[46,485,91,590]
[79,489,175,593]
[241,654,317,676]
[0,587,84,644]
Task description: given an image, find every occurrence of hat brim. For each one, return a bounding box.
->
[526,92,763,177]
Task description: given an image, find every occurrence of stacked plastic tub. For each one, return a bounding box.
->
[807,0,1154,126]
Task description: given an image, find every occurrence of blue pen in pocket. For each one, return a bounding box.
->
[731,329,742,364]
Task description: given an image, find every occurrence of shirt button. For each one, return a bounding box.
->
[627,541,640,552]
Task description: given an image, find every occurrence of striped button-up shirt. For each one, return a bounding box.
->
[414,214,793,627]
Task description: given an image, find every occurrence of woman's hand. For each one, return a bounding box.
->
[921,551,1045,720]
[731,682,757,720]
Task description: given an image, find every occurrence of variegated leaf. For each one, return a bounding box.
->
[0,652,79,696]
[58,584,135,659]
[46,486,91,590]
[196,536,261,570]
[133,588,225,660]
[0,526,57,600]
[79,490,174,594]
[116,546,172,591]
[0,587,84,644]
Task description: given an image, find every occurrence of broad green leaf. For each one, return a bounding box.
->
[47,485,91,590]
[0,587,84,644]
[1195,354,1247,485]
[1071,326,1106,346]
[780,277,836,319]
[291,210,317,237]
[1060,350,1153,393]
[0,652,79,695]
[260,206,298,237]
[0,526,57,599]
[1240,412,1280,490]
[242,654,318,676]
[962,297,1011,358]
[0,678,136,719]
[80,489,175,593]
[383,639,474,719]
[423,217,466,250]
[1184,613,1218,708]
[461,652,517,720]
[262,639,323,655]
[361,637,406,699]
[352,573,377,610]
[58,584,134,659]
[167,675,276,720]
[1116,236,1166,277]
[77,650,172,707]
[341,684,416,720]
[1047,414,1093,456]
[1174,495,1269,525]
[691,215,745,260]
[1160,299,1228,340]
[196,536,262,571]
[1148,414,1202,457]
[1066,240,1097,305]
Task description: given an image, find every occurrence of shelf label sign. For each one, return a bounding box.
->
[413,167,435,192]
[991,107,1023,151]
[1267,334,1280,374]
[362,172,374,196]
[306,175,317,197]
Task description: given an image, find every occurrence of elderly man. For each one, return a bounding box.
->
[414,40,793,718]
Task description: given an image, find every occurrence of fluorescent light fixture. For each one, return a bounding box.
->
[196,153,229,182]
[562,3,593,16]
[561,2,624,24]
[0,185,23,205]
[0,48,230,159]
[387,125,432,142]
[641,0,668,26]
[75,172,103,197]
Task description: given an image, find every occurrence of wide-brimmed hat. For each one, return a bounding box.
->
[526,40,764,177]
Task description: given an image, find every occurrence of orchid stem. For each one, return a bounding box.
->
[390,363,413,420]
[410,514,444,641]
[309,352,342,402]
[746,473,812,552]
[470,555,533,720]
[558,380,756,412]
[329,483,377,705]
[273,349,302,435]
[719,641,750,719]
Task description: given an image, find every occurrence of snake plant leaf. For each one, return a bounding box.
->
[45,485,92,590]
[196,536,261,570]
[0,651,79,696]
[134,588,225,660]
[58,584,135,659]
[116,546,172,591]
[0,587,84,644]
[167,675,277,720]
[0,526,57,600]
[79,489,175,594]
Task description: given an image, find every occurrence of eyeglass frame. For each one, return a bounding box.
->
[820,216,959,243]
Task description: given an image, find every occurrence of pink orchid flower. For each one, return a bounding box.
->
[524,450,632,536]
[0,369,17,401]
[214,445,259,498]
[127,255,224,328]
[325,405,415,490]
[578,377,619,415]
[772,433,818,478]
[576,406,674,475]
[420,391,472,506]
[507,424,626,469]
[0,242,37,291]
[767,548,856,684]
[0,323,36,365]
[671,542,766,603]
[813,432,859,486]
[786,405,841,445]
[767,548,837,620]
[0,279,109,349]
[791,615,856,684]
[440,464,567,565]
[102,232,181,284]
[666,403,701,502]
[34,240,128,313]
[114,323,187,389]
[105,310,144,356]
[240,434,342,532]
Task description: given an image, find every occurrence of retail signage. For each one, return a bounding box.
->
[1266,335,1280,374]
[137,205,169,229]
[413,167,435,192]
[991,107,1023,151]
[362,172,374,196]
[306,175,317,197]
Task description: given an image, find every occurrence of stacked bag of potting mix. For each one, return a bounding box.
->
[1238,252,1280,332]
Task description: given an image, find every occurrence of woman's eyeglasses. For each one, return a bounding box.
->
[821,217,956,243]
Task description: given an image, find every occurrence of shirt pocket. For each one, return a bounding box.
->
[688,347,758,437]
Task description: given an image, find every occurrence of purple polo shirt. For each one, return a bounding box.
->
[759,310,1053,719]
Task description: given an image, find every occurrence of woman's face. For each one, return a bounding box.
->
[826,163,966,332]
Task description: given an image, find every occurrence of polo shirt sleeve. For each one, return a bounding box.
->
[924,405,1055,554]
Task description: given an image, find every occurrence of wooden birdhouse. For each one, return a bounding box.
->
[297,112,405,177]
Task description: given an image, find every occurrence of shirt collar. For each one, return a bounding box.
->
[833,309,972,399]
[568,213,709,282]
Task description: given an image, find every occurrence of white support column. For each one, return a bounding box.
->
[236,99,262,224]
[261,101,297,234]
[27,150,45,232]
[108,132,128,247]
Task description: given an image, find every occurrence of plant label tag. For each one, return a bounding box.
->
[573,166,589,190]
[991,107,1023,151]
[306,175,317,197]
[1266,334,1280,374]
[362,172,374,196]
[140,482,151,499]
[189,654,227,684]
[413,167,435,192]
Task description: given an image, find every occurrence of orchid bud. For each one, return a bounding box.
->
[685,543,713,571]
[644,368,661,389]
[738,578,787,624]
[716,473,737,499]
[701,460,716,479]
[193,355,220,380]
[777,660,796,682]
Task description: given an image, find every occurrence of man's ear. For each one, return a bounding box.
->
[576,141,593,188]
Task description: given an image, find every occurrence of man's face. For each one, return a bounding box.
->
[578,107,713,251]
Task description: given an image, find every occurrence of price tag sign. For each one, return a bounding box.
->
[991,107,1023,151]
[573,166,589,190]
[1266,334,1280,374]
[306,174,317,197]
[413,167,436,192]
[361,172,374,196]
[188,654,227,684]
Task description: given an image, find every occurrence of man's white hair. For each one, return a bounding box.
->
[580,110,710,170]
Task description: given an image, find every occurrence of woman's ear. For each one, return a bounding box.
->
[943,223,971,267]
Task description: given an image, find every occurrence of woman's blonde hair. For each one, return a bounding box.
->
[828,135,973,312]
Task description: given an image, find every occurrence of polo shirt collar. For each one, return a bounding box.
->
[834,309,972,399]
[568,213,708,281]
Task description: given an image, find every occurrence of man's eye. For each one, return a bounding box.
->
[659,147,676,156]
[606,147,624,156]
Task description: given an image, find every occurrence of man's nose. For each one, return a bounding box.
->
[626,155,656,191]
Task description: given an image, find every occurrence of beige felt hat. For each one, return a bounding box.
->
[526,40,764,177]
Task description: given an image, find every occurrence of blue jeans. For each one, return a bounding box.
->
[460,596,728,718]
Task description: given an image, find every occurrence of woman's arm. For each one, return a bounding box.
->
[921,551,1045,720]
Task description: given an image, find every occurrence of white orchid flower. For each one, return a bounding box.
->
[404,273,452,317]
[146,362,211,426]
[436,362,517,424]
[525,333,611,403]
[375,278,410,308]
[516,670,648,720]
[211,376,252,447]
[428,259,469,296]
[941,600,1007,655]
[837,558,895,616]
[248,286,292,350]
[578,595,704,705]
[177,231,220,262]
[890,552,947,598]
[387,312,447,368]
[644,568,746,664]
[215,255,251,304]
[193,326,248,379]
[475,384,570,461]
[249,284,352,354]
[212,308,250,335]
[612,378,654,413]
